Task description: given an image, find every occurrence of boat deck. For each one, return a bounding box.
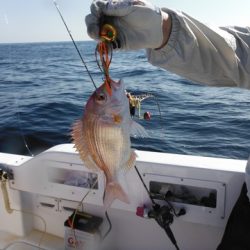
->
[0,230,63,250]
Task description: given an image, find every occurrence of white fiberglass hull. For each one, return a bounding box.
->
[0,144,246,250]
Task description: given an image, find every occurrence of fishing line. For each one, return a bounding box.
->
[128,92,163,129]
[69,177,111,246]
[15,98,34,156]
[52,0,97,90]
[69,178,98,248]
[71,177,98,227]
[134,165,156,205]
[1,241,45,250]
[69,177,112,245]
[1,180,46,248]
[134,165,180,250]
[102,211,112,241]
[53,1,113,243]
[95,43,113,80]
[0,172,46,248]
[11,208,47,248]
[143,93,163,127]
[4,20,34,156]
[151,93,163,129]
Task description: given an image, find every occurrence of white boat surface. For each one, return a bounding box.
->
[0,143,246,250]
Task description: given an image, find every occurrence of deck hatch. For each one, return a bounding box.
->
[144,173,226,226]
[150,181,217,208]
[47,167,98,189]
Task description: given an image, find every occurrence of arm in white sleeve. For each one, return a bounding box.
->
[147,8,250,89]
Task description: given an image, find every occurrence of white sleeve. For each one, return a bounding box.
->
[147,8,250,89]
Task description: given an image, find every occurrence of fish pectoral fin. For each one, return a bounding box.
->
[104,182,130,208]
[123,150,137,171]
[130,120,149,138]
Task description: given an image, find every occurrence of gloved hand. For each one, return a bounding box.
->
[85,0,165,50]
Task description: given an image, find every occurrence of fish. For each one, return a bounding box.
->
[72,79,147,208]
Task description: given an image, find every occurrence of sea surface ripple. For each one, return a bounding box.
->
[1,41,250,159]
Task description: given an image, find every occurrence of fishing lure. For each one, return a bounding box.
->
[100,24,117,42]
[96,42,113,96]
[95,23,118,96]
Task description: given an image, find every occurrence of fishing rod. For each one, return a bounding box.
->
[52,0,97,90]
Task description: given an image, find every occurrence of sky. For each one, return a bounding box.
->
[0,0,249,43]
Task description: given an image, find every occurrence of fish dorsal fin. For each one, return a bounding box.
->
[130,121,149,138]
[71,119,99,171]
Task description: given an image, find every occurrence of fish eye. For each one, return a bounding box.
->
[95,92,107,103]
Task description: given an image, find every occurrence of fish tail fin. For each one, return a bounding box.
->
[104,182,129,208]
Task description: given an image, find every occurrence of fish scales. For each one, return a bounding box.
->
[72,79,147,207]
[87,115,128,176]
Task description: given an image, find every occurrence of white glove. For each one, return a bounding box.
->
[85,0,164,50]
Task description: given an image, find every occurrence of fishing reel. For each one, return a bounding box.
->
[149,203,185,249]
[136,191,186,250]
[134,166,186,249]
[137,204,185,249]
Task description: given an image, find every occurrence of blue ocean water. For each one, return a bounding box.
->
[0,41,250,159]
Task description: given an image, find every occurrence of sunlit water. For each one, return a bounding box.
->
[1,41,250,159]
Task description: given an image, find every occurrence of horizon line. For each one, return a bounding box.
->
[0,39,93,45]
